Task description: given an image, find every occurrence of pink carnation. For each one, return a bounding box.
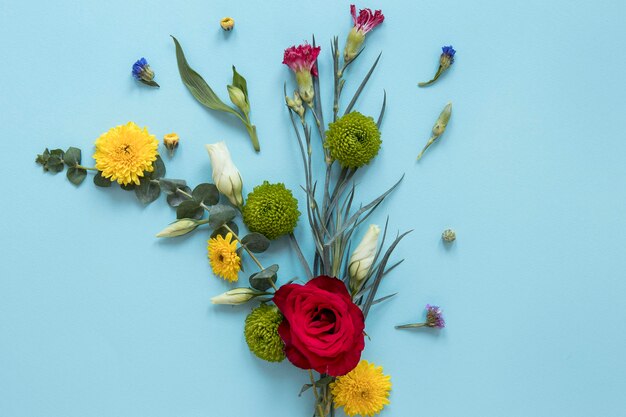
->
[350,4,384,34]
[282,43,321,77]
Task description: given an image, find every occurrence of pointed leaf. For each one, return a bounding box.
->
[344,52,382,115]
[232,66,248,98]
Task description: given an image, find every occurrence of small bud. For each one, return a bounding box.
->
[211,287,264,305]
[227,85,249,115]
[163,133,179,157]
[156,218,200,238]
[220,17,235,31]
[442,229,456,242]
[132,58,159,88]
[417,102,452,161]
[418,45,456,87]
[349,224,381,290]
[285,91,305,118]
[395,304,445,330]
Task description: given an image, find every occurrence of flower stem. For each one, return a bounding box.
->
[289,233,313,280]
[245,122,260,152]
[309,369,326,417]
[417,136,437,160]
[418,65,444,87]
[395,322,427,329]
[75,165,98,171]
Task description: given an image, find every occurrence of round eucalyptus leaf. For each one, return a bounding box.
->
[249,264,279,291]
[120,183,136,191]
[176,200,203,220]
[192,183,219,206]
[63,147,81,167]
[93,171,112,187]
[241,232,271,253]
[159,178,187,194]
[211,221,239,239]
[135,178,161,204]
[208,204,237,228]
[150,155,166,179]
[66,167,87,185]
[166,186,192,207]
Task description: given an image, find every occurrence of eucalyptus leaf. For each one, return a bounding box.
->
[46,156,65,173]
[50,149,64,159]
[66,167,87,185]
[120,183,135,191]
[249,264,279,291]
[93,171,112,187]
[135,178,161,204]
[64,147,81,167]
[166,186,192,207]
[211,221,239,239]
[159,178,187,194]
[177,200,203,220]
[241,232,270,253]
[192,183,219,206]
[150,155,166,179]
[208,204,237,228]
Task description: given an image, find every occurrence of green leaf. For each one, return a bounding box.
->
[177,200,203,220]
[192,183,219,206]
[120,183,135,191]
[159,178,187,194]
[50,149,64,159]
[46,156,64,173]
[344,52,382,115]
[208,204,237,228]
[93,171,112,187]
[166,185,192,207]
[64,147,81,167]
[35,148,50,167]
[211,221,239,239]
[232,66,248,99]
[171,36,242,118]
[249,264,279,291]
[241,232,270,253]
[298,384,313,397]
[135,178,161,204]
[139,79,160,88]
[149,155,166,179]
[66,167,87,185]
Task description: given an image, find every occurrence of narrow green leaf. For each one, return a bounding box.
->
[241,232,270,253]
[208,204,237,228]
[298,384,313,397]
[135,178,161,204]
[232,66,248,98]
[64,147,81,167]
[192,183,219,206]
[93,171,112,187]
[171,36,241,117]
[377,90,387,128]
[344,52,382,115]
[177,200,203,219]
[66,167,87,185]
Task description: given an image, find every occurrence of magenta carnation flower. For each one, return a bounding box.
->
[283,43,321,104]
[344,5,385,63]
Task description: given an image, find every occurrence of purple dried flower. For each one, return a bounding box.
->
[425,304,445,328]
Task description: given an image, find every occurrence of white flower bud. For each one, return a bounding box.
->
[205,141,244,208]
[349,224,381,285]
[156,218,200,238]
[211,288,261,305]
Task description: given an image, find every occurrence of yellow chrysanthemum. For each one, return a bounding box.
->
[93,122,159,185]
[207,232,241,282]
[330,360,392,417]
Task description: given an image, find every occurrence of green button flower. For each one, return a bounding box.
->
[242,181,300,240]
[324,112,382,168]
[244,304,285,363]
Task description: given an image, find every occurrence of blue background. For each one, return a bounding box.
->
[1,0,625,416]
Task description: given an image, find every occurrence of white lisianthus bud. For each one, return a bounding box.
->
[211,288,263,305]
[205,141,244,208]
[349,224,381,286]
[156,218,201,238]
[227,85,249,115]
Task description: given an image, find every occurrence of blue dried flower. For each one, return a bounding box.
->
[132,57,159,87]
[441,45,456,66]
[418,45,456,87]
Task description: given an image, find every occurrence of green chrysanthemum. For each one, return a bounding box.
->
[244,305,285,363]
[242,181,300,240]
[324,111,382,168]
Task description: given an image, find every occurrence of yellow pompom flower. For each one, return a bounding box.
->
[207,232,241,282]
[330,360,392,417]
[93,122,159,186]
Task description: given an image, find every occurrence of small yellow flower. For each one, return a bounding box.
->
[207,232,241,282]
[163,133,179,157]
[93,122,159,186]
[330,360,392,417]
[220,17,235,31]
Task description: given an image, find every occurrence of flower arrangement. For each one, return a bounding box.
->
[35,5,455,416]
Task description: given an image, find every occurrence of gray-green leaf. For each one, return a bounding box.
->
[249,264,279,291]
[208,204,237,228]
[64,147,81,167]
[192,183,219,206]
[177,200,203,220]
[241,232,270,253]
[93,171,112,187]
[135,178,161,204]
[66,167,87,185]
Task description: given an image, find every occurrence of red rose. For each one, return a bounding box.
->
[273,275,365,376]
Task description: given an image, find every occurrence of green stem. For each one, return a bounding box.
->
[417,136,437,160]
[309,370,326,417]
[245,123,260,152]
[75,165,98,171]
[395,322,427,329]
[418,65,444,87]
